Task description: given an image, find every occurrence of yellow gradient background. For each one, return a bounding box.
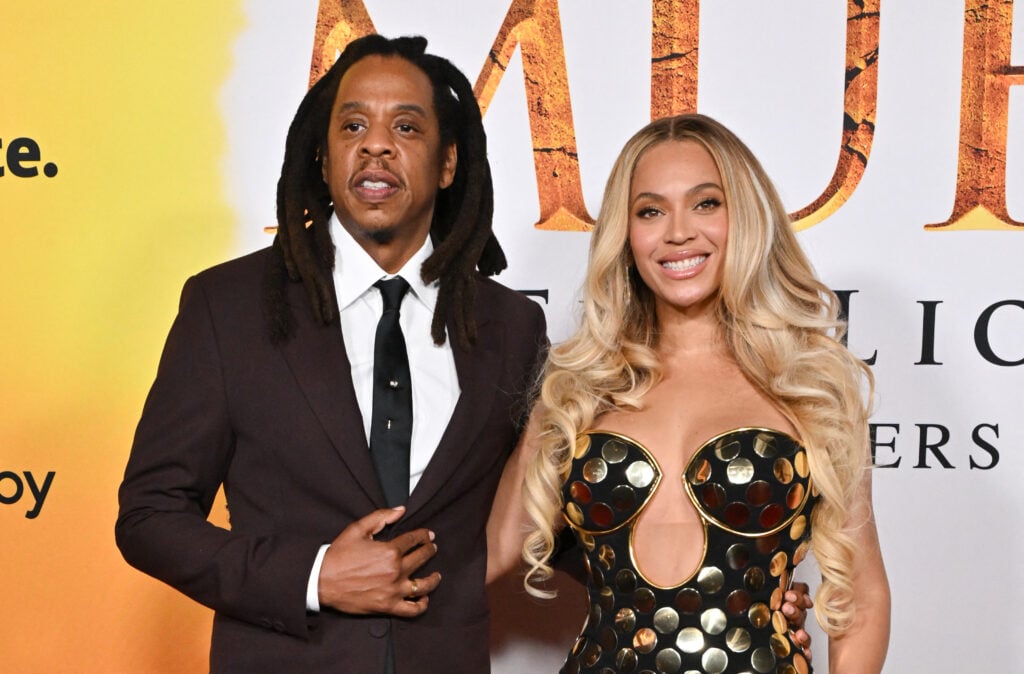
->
[1,3,242,670]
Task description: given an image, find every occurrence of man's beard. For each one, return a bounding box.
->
[364,225,398,245]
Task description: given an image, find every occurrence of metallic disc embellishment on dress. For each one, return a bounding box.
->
[611,485,638,511]
[590,557,606,589]
[789,514,807,540]
[582,639,603,667]
[723,502,751,528]
[626,460,656,488]
[598,544,616,570]
[602,438,630,464]
[615,648,639,673]
[700,608,728,635]
[746,480,772,506]
[702,483,727,510]
[583,458,609,483]
[581,532,596,551]
[654,647,682,674]
[697,566,725,595]
[590,502,614,528]
[574,434,592,459]
[633,627,658,654]
[616,568,638,593]
[725,589,752,615]
[793,540,810,566]
[786,483,805,510]
[794,450,809,478]
[726,543,750,570]
[570,480,593,504]
[726,457,755,485]
[633,588,656,613]
[769,551,788,577]
[725,627,752,653]
[653,607,680,633]
[674,588,703,613]
[759,503,784,529]
[793,652,810,674]
[754,433,778,458]
[615,607,637,633]
[566,502,584,526]
[744,566,766,591]
[715,438,741,461]
[675,627,705,653]
[701,647,728,674]
[599,586,615,611]
[750,646,777,673]
[771,609,787,633]
[748,602,771,628]
[770,631,792,657]
[770,587,783,611]
[598,626,618,652]
[773,458,794,484]
[589,600,603,629]
[689,458,712,485]
[778,665,798,674]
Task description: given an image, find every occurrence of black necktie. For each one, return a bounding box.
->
[369,277,413,507]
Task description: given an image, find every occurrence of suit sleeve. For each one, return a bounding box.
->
[115,275,321,639]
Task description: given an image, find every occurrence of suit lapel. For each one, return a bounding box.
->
[405,306,504,517]
[278,283,387,506]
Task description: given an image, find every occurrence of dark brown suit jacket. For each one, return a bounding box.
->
[116,247,546,673]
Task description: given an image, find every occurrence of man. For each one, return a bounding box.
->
[116,35,545,672]
[116,34,812,673]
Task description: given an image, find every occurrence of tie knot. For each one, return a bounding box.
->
[374,276,410,312]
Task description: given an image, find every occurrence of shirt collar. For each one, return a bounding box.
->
[330,212,439,314]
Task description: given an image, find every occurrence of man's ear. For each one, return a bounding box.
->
[439,142,457,189]
[320,147,329,184]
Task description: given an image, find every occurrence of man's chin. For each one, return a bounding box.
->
[364,226,398,245]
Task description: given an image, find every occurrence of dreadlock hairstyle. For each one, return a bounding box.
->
[267,34,506,349]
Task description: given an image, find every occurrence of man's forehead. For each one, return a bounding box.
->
[333,55,436,114]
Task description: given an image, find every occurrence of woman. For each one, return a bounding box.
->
[488,114,889,673]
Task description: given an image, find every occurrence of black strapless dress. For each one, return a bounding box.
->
[559,428,815,674]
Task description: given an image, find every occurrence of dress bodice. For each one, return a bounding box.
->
[559,428,815,674]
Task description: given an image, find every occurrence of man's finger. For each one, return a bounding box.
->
[350,506,406,538]
[404,571,441,598]
[392,527,435,554]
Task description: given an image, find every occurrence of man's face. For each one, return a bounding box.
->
[322,54,457,269]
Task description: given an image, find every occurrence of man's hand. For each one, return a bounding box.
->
[782,581,815,661]
[318,506,441,617]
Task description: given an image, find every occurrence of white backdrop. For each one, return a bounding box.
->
[221,2,1024,671]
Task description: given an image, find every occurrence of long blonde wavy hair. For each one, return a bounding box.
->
[522,114,874,636]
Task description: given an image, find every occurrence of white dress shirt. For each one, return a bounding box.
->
[307,213,460,611]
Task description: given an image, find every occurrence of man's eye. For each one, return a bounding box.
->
[343,122,364,133]
[396,123,416,133]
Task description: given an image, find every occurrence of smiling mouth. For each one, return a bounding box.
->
[661,255,707,271]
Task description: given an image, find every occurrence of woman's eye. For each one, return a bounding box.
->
[636,207,661,218]
[696,197,722,210]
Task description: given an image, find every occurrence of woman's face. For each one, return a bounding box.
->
[627,140,729,318]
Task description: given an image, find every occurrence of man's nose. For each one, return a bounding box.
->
[360,124,395,157]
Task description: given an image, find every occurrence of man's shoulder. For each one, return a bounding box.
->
[192,246,275,286]
[475,275,543,314]
[473,274,546,336]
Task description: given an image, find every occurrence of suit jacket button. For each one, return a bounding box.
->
[368,619,390,638]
